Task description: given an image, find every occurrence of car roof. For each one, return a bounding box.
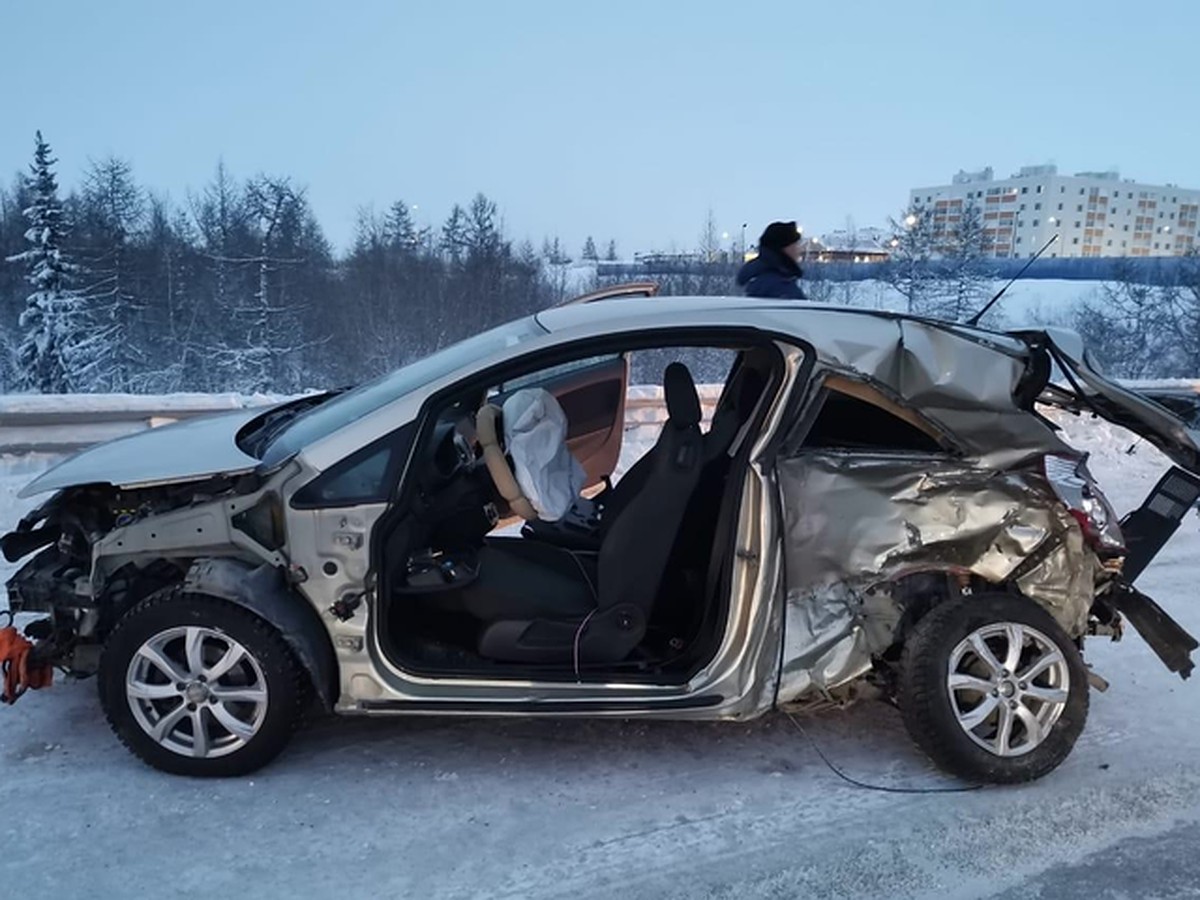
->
[534,295,1025,356]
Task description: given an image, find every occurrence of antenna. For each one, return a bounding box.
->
[965,233,1059,326]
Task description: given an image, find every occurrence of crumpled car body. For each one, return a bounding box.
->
[3,297,1197,778]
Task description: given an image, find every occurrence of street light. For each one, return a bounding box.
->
[904,214,917,227]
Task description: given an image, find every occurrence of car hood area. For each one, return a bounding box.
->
[18,407,264,498]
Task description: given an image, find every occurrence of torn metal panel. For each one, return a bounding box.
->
[775,452,1099,704]
[783,318,1075,470]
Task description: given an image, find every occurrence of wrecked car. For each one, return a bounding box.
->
[3,296,1197,782]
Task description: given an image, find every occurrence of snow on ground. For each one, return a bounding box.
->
[2,404,1199,899]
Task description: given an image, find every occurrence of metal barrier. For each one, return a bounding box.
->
[0,388,722,455]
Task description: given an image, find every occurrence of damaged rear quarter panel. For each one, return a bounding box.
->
[775,451,1100,704]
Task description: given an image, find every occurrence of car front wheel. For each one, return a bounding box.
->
[898,592,1089,784]
[99,588,304,776]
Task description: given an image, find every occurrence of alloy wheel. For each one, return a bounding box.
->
[946,622,1071,757]
[125,626,269,759]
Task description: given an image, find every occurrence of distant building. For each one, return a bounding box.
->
[811,226,892,263]
[909,165,1200,259]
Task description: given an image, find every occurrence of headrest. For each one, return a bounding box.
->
[664,362,701,427]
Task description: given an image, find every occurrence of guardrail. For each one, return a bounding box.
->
[0,394,285,454]
[0,388,722,455]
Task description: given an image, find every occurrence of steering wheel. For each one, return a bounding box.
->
[475,403,539,521]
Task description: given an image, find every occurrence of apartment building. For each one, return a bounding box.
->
[909,165,1200,259]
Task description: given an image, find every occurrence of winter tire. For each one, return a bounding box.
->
[898,592,1089,784]
[99,587,304,776]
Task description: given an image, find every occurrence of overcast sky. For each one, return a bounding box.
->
[3,0,1196,257]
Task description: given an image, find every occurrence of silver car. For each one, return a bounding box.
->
[3,296,1197,782]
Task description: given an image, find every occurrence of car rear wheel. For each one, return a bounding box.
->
[99,588,304,776]
[898,593,1089,784]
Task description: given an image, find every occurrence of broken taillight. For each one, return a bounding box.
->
[1043,454,1125,555]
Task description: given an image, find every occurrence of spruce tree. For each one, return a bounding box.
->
[6,131,86,392]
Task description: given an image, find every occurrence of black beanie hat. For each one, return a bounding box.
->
[759,221,802,252]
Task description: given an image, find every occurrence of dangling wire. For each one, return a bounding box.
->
[572,609,597,683]
[784,711,984,795]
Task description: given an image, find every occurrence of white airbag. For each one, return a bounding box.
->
[502,388,584,521]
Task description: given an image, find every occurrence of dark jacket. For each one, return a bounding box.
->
[735,246,807,300]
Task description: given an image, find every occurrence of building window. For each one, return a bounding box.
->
[1036,185,1044,194]
[1034,202,1042,210]
[1020,203,1026,211]
[1128,192,1133,199]
[1124,225,1129,231]
[1075,221,1081,227]
[1107,240,1113,246]
[1170,212,1176,219]
[1018,220,1025,227]
[1016,236,1022,244]
[1077,205,1083,212]
[1122,241,1127,248]
[1057,203,1063,210]
[1079,188,1085,195]
[1073,237,1080,244]
[1060,187,1066,193]
[1033,219,1039,226]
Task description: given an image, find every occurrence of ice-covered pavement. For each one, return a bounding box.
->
[1,413,1199,899]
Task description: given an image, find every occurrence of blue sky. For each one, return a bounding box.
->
[2,0,1196,257]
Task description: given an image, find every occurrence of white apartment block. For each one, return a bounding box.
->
[909,165,1200,259]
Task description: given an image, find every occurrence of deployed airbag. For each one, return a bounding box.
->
[502,389,584,522]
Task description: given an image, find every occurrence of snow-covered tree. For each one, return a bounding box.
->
[927,199,991,322]
[541,236,570,265]
[384,200,418,251]
[1072,265,1168,378]
[6,132,89,392]
[239,174,303,392]
[582,235,598,261]
[1161,249,1200,375]
[699,208,720,262]
[78,155,146,389]
[604,239,618,261]
[440,204,468,265]
[465,193,503,263]
[884,203,938,314]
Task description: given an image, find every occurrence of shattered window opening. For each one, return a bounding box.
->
[802,379,947,453]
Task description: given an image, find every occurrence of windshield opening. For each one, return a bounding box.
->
[256,316,543,467]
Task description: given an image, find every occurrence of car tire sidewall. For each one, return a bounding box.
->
[899,593,1089,785]
[99,589,303,777]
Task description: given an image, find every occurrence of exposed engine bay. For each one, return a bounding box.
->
[2,472,267,674]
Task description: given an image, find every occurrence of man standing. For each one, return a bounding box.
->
[736,221,807,299]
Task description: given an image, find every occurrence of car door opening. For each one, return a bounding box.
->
[374,341,783,684]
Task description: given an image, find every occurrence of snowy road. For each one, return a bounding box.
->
[2,414,1199,899]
